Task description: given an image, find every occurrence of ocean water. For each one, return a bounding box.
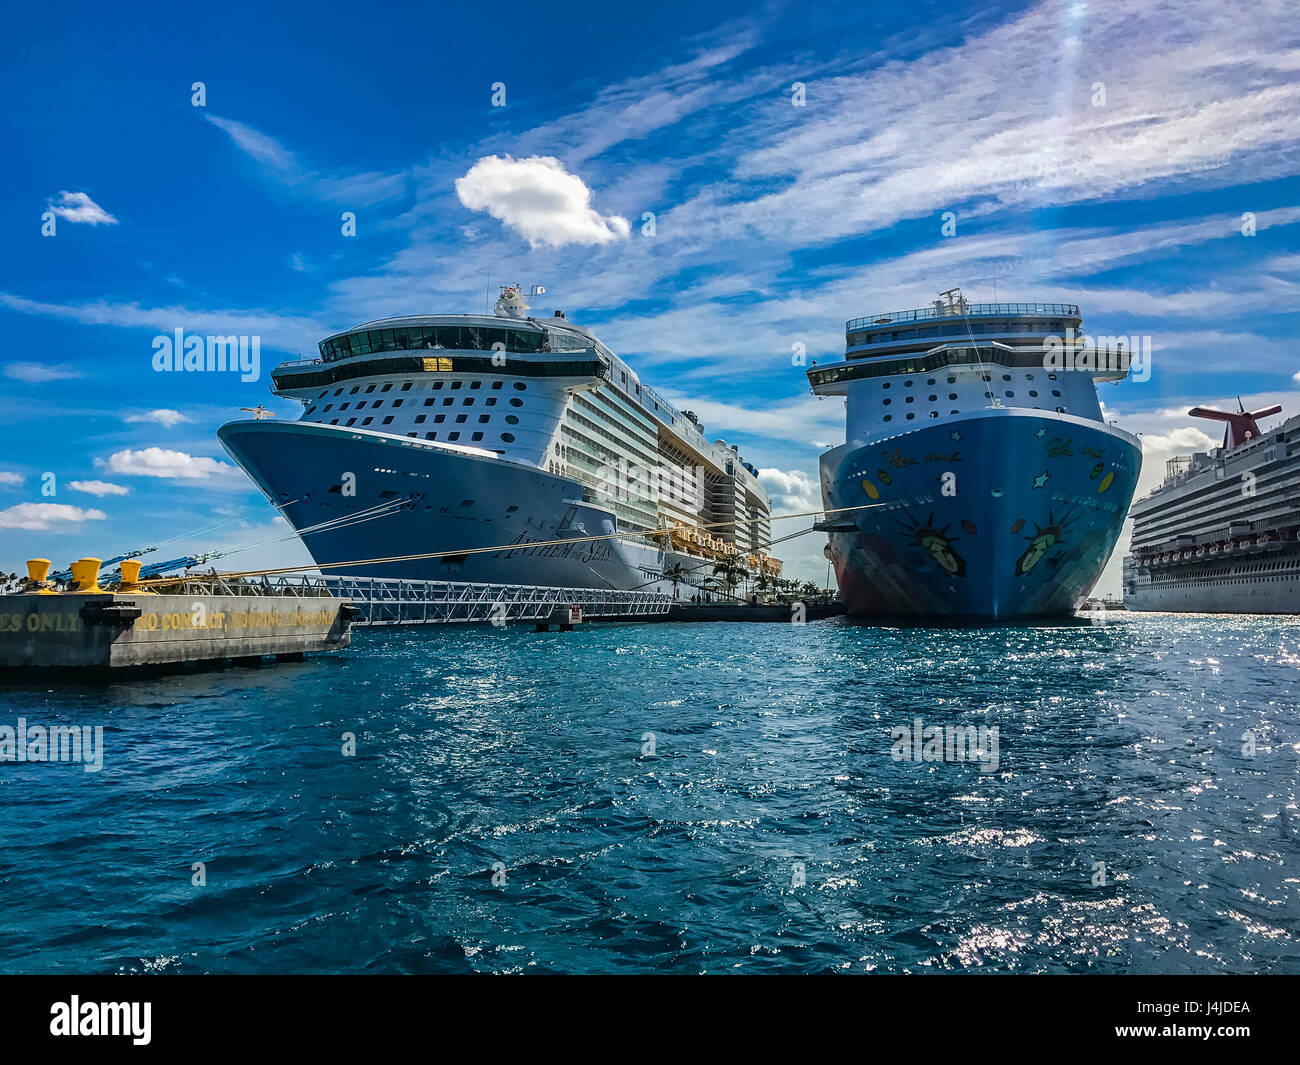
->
[1,614,1298,975]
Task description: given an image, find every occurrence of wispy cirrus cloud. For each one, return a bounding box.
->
[203,114,407,206]
[0,292,327,356]
[3,361,83,383]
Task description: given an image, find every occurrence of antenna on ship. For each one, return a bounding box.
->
[240,405,275,420]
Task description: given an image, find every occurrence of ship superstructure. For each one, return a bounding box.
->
[807,290,1141,618]
[218,287,779,595]
[1123,402,1300,613]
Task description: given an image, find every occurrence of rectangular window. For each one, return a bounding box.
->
[362,417,373,426]
[383,416,394,425]
[434,414,446,423]
[415,415,426,424]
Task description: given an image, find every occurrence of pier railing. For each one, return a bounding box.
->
[145,574,672,625]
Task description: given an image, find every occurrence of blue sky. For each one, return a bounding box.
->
[1,0,1297,594]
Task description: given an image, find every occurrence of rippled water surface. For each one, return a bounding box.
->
[1,614,1298,973]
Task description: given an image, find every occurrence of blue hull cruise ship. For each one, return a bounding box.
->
[218,287,780,596]
[807,291,1141,619]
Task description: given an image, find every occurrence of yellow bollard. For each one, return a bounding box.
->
[68,558,106,594]
[24,558,59,595]
[116,559,154,594]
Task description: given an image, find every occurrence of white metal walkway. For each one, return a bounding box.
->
[151,574,672,626]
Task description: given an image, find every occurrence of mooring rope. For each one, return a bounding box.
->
[137,503,881,585]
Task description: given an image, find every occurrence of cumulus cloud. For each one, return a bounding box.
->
[455,155,630,248]
[124,409,192,427]
[100,448,237,480]
[0,472,22,486]
[68,480,130,496]
[47,191,117,225]
[0,503,107,530]
[758,467,821,514]
[3,361,83,382]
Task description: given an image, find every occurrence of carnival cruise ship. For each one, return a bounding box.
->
[1123,401,1300,613]
[217,287,779,595]
[807,290,1141,618]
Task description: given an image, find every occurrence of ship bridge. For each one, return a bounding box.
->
[807,293,1134,440]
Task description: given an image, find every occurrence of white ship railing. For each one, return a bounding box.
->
[144,574,671,625]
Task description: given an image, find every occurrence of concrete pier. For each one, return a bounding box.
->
[0,591,353,671]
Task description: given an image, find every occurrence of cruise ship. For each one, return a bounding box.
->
[1123,401,1300,613]
[217,287,779,595]
[807,290,1141,618]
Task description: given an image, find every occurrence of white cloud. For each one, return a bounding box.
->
[68,480,130,497]
[758,467,822,515]
[455,155,630,248]
[3,361,83,383]
[0,503,107,530]
[47,190,117,225]
[0,292,326,356]
[125,409,192,428]
[100,447,237,480]
[203,114,406,206]
[0,472,22,486]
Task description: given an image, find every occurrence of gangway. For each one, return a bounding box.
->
[149,573,672,626]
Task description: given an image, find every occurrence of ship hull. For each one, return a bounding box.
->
[217,420,689,591]
[1125,541,1300,613]
[821,409,1141,619]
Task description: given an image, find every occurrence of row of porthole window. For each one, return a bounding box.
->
[325,412,521,429]
[308,394,525,417]
[882,406,1067,422]
[400,430,517,444]
[881,373,1059,389]
[315,379,527,399]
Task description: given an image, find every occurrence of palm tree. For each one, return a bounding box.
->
[800,580,821,602]
[662,562,687,600]
[711,556,749,599]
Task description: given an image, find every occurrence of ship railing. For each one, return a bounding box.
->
[142,573,672,623]
[847,303,1080,332]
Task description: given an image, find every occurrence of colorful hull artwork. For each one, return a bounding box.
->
[821,409,1141,618]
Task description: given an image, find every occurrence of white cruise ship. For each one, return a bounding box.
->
[1123,401,1300,613]
[217,287,780,595]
